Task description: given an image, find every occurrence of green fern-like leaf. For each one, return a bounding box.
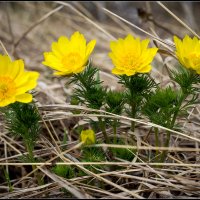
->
[142,87,179,127]
[169,65,200,94]
[68,63,107,109]
[105,89,125,115]
[2,102,41,150]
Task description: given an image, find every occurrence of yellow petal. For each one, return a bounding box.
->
[125,70,136,76]
[0,97,15,107]
[57,36,70,54]
[141,39,150,52]
[15,93,32,103]
[51,42,63,58]
[0,55,12,76]
[138,65,152,73]
[86,40,96,57]
[183,57,194,69]
[15,71,39,95]
[53,71,73,76]
[80,129,96,145]
[9,59,24,79]
[125,34,135,43]
[110,41,118,52]
[174,35,200,72]
[0,54,39,107]
[42,52,65,71]
[111,67,124,75]
[109,34,157,75]
[73,65,86,74]
[70,31,86,52]
[195,67,200,74]
[42,32,96,75]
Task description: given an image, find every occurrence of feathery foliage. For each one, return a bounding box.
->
[142,86,179,128]
[68,63,107,109]
[3,102,41,149]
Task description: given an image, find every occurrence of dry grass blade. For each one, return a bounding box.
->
[0,39,11,59]
[102,7,175,51]
[54,1,116,40]
[157,1,200,39]
[59,159,144,198]
[21,185,61,199]
[89,144,200,152]
[74,183,131,199]
[1,137,22,154]
[39,167,89,199]
[39,104,200,143]
[0,183,55,199]
[13,5,64,50]
[5,3,14,45]
[1,162,200,168]
[1,2,200,199]
[11,142,83,187]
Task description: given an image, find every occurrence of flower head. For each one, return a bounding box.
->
[0,55,39,107]
[80,129,96,145]
[174,35,200,74]
[108,34,158,76]
[42,31,96,76]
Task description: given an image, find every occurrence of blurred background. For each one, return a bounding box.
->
[0,1,200,104]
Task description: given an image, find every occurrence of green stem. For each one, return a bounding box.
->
[98,117,109,143]
[171,92,188,128]
[3,167,13,192]
[26,142,43,185]
[130,101,137,145]
[131,101,136,132]
[26,143,34,163]
[113,119,117,144]
[62,129,67,145]
[160,92,188,163]
[131,121,135,132]
[160,130,171,163]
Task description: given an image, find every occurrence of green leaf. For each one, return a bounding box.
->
[169,65,200,94]
[142,86,179,127]
[2,102,41,151]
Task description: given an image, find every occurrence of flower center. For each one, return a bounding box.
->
[189,52,200,66]
[121,52,139,69]
[0,77,16,101]
[62,52,83,68]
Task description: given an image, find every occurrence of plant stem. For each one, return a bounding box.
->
[129,101,137,145]
[131,121,135,132]
[26,143,43,185]
[161,93,188,163]
[160,130,171,163]
[3,167,13,192]
[113,119,117,144]
[98,117,109,143]
[131,101,136,132]
[171,92,188,128]
[62,129,67,145]
[26,143,36,170]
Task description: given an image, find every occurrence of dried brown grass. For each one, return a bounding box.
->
[1,1,200,199]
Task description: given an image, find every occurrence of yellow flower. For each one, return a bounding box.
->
[42,31,96,76]
[108,34,158,76]
[174,35,200,74]
[0,55,39,107]
[80,129,96,145]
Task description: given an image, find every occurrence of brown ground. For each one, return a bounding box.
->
[1,1,200,199]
